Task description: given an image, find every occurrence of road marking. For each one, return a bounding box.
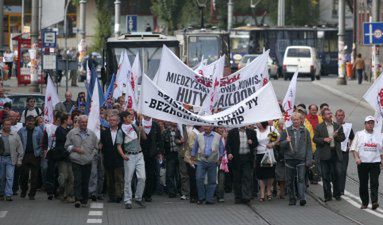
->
[341,195,383,219]
[86,218,102,224]
[88,211,103,216]
[343,190,383,214]
[90,203,103,209]
[0,211,8,218]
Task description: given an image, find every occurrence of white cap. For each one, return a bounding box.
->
[365,115,375,122]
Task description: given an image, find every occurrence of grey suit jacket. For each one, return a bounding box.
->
[313,121,346,161]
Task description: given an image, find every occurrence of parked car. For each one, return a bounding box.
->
[8,94,45,114]
[282,46,321,81]
[237,54,279,79]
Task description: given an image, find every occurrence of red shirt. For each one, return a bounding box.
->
[306,114,320,130]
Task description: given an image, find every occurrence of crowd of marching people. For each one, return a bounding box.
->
[0,87,382,211]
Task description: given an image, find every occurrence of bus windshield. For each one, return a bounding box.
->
[187,36,220,67]
[230,35,250,55]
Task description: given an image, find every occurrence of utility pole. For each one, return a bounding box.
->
[0,0,4,48]
[337,0,347,85]
[30,0,40,92]
[228,0,233,31]
[114,0,121,37]
[277,0,285,26]
[64,0,71,92]
[372,0,380,81]
[79,0,87,40]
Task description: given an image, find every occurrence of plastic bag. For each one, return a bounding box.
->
[261,150,277,167]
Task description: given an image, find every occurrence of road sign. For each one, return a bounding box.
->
[57,59,78,71]
[43,55,56,70]
[363,22,383,45]
[42,31,57,48]
[126,15,138,32]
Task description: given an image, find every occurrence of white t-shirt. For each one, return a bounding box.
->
[3,52,14,63]
[11,123,23,133]
[340,123,352,152]
[350,130,383,163]
[256,126,279,155]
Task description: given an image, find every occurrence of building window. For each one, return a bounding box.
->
[332,0,338,17]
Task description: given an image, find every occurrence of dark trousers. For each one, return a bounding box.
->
[105,167,123,201]
[165,154,179,196]
[72,162,92,204]
[285,159,306,201]
[186,163,197,201]
[232,155,253,201]
[5,62,12,78]
[357,69,363,84]
[13,166,21,193]
[144,156,157,199]
[225,162,233,192]
[20,153,40,197]
[320,152,342,199]
[339,151,349,194]
[357,162,381,206]
[252,168,259,197]
[46,159,58,195]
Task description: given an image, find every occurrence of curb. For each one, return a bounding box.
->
[312,81,374,111]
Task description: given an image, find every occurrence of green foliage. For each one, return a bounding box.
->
[151,0,186,33]
[91,0,112,52]
[268,0,319,26]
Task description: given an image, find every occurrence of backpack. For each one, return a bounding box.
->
[23,107,41,122]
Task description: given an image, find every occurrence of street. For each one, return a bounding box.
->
[0,76,382,225]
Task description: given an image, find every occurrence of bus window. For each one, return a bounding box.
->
[230,35,250,55]
[287,48,311,58]
[187,36,220,67]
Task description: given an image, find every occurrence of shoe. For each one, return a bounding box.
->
[48,194,54,200]
[324,197,332,202]
[205,201,215,205]
[300,200,307,206]
[335,196,341,201]
[20,192,26,198]
[135,200,146,208]
[234,199,241,204]
[74,201,81,208]
[180,195,187,200]
[360,204,368,209]
[115,198,122,203]
[145,197,152,202]
[197,200,204,205]
[13,192,18,196]
[168,194,176,198]
[5,196,12,201]
[29,196,35,200]
[218,198,225,203]
[372,203,379,210]
[81,203,88,208]
[90,195,97,201]
[242,199,250,205]
[289,199,296,206]
[65,197,75,203]
[190,198,197,203]
[125,203,132,209]
[267,195,272,201]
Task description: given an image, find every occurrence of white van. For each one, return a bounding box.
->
[282,46,321,81]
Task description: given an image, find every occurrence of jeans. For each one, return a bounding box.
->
[320,153,342,199]
[123,153,146,204]
[165,154,179,196]
[20,153,40,197]
[232,155,253,201]
[357,69,363,84]
[357,162,381,206]
[58,160,74,199]
[72,162,92,204]
[178,155,190,197]
[340,151,349,194]
[196,161,218,203]
[0,156,15,197]
[285,159,306,201]
[89,154,104,197]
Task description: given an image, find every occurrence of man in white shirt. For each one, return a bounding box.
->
[335,109,354,195]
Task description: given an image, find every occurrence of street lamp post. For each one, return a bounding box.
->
[337,0,347,85]
[30,0,40,92]
[114,0,121,37]
[64,0,71,92]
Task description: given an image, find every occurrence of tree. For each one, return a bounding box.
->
[92,0,112,52]
[151,0,187,33]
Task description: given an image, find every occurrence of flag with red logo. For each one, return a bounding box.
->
[282,71,298,127]
[88,77,101,140]
[363,72,383,133]
[125,53,141,111]
[113,50,132,99]
[44,75,60,124]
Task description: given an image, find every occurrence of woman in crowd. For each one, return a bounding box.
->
[255,121,279,202]
[274,119,286,199]
[350,116,383,210]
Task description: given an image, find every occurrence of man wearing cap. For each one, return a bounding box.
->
[116,111,147,209]
[314,109,345,202]
[350,116,383,210]
[17,115,43,200]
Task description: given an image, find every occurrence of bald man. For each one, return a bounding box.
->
[55,91,76,114]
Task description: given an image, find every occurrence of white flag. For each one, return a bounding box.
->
[41,0,65,29]
[141,74,282,127]
[363,72,383,133]
[44,76,60,124]
[113,50,132,99]
[88,79,101,140]
[126,53,141,111]
[282,71,298,127]
[86,60,91,85]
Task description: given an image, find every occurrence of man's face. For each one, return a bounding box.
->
[65,92,72,101]
[79,117,88,130]
[26,119,35,129]
[124,114,133,124]
[365,120,375,131]
[336,111,345,124]
[204,126,213,134]
[309,106,318,116]
[292,116,301,127]
[2,121,11,133]
[108,116,118,128]
[27,98,35,108]
[324,110,333,122]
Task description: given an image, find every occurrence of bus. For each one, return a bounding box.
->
[230,26,353,76]
[175,29,231,75]
[105,33,180,81]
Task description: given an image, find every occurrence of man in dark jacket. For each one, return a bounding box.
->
[313,109,345,202]
[100,114,124,203]
[141,115,162,202]
[226,126,258,204]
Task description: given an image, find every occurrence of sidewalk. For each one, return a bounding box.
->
[312,76,373,110]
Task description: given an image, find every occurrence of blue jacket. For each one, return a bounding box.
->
[17,126,43,157]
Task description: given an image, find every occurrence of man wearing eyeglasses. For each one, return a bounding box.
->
[20,97,42,124]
